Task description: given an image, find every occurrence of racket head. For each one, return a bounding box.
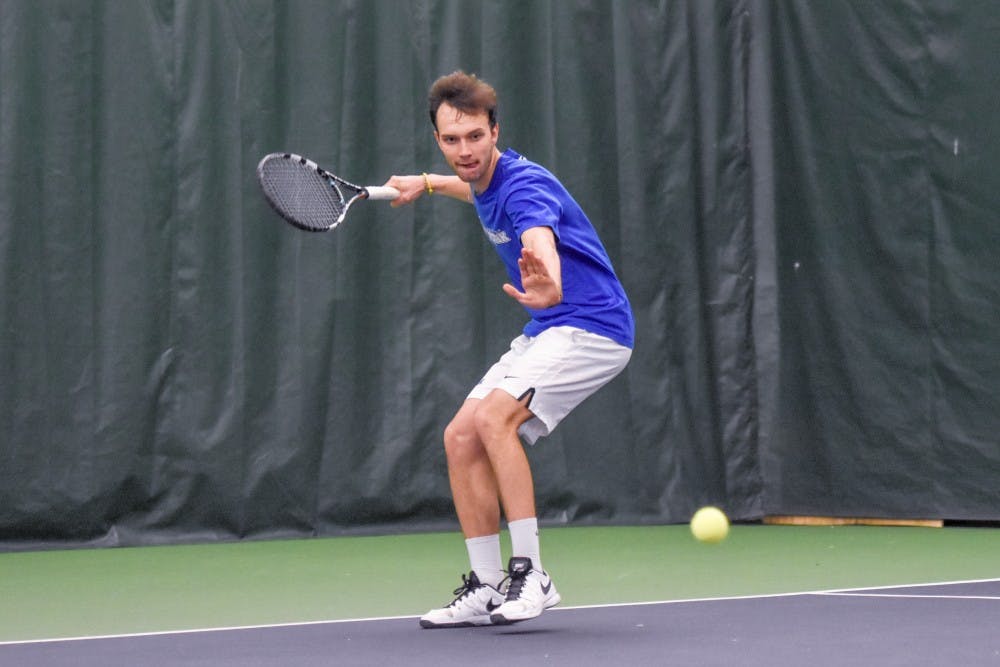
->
[256,153,365,232]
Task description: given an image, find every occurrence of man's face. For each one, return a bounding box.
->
[434,102,499,192]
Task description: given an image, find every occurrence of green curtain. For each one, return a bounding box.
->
[751,1,1000,518]
[1,0,997,548]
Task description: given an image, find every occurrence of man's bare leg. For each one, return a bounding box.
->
[472,389,536,522]
[443,399,502,538]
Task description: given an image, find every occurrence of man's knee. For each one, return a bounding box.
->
[444,414,482,465]
[473,390,532,444]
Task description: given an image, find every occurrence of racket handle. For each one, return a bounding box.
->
[364,186,400,201]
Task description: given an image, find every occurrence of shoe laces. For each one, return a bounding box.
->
[448,572,483,606]
[503,566,529,601]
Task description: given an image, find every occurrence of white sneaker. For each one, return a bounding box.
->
[419,571,505,629]
[489,557,561,625]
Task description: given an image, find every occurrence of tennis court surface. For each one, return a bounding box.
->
[2,525,998,665]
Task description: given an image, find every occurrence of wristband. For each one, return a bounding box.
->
[422,173,434,195]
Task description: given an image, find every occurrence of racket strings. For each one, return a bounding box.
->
[260,160,348,230]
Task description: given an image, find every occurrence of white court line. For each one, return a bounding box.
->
[0,614,421,647]
[2,576,998,648]
[818,592,1000,601]
[560,575,1000,611]
[814,575,1000,594]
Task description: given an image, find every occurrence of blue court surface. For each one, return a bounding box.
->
[3,578,998,666]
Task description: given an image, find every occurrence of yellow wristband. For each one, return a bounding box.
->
[422,172,434,195]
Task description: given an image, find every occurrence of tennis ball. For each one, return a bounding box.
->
[690,506,729,544]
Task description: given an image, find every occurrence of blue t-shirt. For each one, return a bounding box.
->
[473,149,634,348]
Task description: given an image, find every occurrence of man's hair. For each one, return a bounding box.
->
[428,71,498,130]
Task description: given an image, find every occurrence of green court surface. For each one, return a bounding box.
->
[1,524,998,642]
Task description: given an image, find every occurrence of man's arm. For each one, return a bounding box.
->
[502,226,563,309]
[383,173,472,206]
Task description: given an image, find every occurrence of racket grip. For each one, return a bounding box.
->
[364,186,400,201]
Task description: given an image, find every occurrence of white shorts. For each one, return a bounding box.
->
[467,326,632,444]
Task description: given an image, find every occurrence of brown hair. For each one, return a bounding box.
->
[428,71,498,130]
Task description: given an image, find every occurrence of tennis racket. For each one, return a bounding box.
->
[256,152,399,232]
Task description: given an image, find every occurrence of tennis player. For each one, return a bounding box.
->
[385,71,634,628]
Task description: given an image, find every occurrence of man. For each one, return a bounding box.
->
[385,71,634,628]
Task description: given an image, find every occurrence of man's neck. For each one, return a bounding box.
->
[474,147,503,195]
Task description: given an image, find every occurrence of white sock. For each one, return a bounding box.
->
[465,534,504,588]
[508,517,543,574]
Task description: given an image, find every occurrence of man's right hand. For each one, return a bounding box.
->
[383,174,427,207]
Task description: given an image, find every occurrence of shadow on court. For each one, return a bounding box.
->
[4,581,999,666]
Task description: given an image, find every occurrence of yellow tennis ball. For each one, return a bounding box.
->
[690,506,729,543]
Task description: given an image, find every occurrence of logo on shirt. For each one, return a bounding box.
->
[484,227,512,245]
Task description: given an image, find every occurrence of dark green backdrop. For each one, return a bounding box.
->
[1,0,997,548]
